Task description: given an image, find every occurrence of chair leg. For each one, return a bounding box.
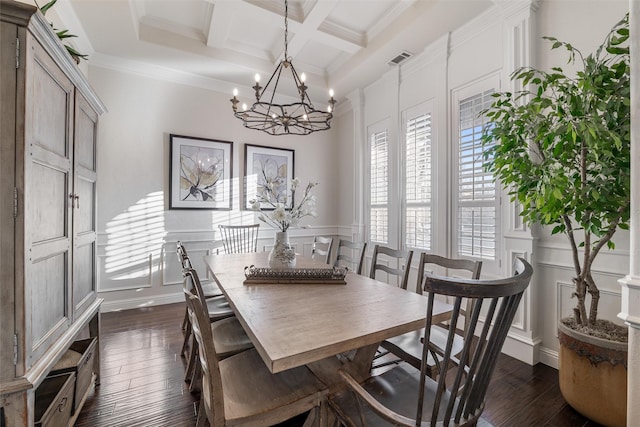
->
[181,306,188,331]
[189,362,202,393]
[320,399,329,427]
[185,338,197,383]
[196,395,208,427]
[181,321,192,356]
[302,407,317,427]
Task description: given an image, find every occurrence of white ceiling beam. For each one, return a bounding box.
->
[206,0,235,48]
[316,21,364,53]
[274,0,338,61]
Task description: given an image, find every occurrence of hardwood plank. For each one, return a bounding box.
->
[75,302,597,427]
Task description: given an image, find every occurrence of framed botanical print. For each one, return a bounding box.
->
[244,144,294,210]
[169,134,233,210]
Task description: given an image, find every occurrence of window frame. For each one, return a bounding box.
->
[401,101,435,252]
[451,74,502,275]
[367,120,391,245]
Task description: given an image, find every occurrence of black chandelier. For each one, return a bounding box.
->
[230,0,336,136]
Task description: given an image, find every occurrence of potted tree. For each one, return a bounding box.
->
[481,14,630,426]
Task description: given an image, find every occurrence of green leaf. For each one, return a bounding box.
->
[553,188,563,200]
[39,0,58,15]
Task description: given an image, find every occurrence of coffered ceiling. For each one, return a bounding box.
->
[64,0,494,101]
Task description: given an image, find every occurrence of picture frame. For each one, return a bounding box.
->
[244,144,295,210]
[169,134,233,210]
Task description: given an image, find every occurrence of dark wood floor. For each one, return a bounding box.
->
[75,303,600,427]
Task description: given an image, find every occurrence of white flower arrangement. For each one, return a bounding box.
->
[250,177,318,232]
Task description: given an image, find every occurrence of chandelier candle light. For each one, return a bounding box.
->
[230,0,336,135]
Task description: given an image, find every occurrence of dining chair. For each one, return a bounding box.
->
[329,257,533,427]
[218,224,260,254]
[380,253,482,377]
[333,240,367,275]
[311,236,334,264]
[186,292,328,427]
[177,241,224,331]
[369,244,413,290]
[368,245,413,366]
[182,267,254,393]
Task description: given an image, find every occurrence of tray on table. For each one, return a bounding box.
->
[243,265,348,285]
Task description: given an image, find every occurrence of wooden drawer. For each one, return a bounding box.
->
[50,338,97,414]
[34,372,75,427]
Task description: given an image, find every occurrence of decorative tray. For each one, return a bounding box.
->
[243,265,348,285]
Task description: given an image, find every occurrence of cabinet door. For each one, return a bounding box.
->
[23,33,74,368]
[72,93,98,317]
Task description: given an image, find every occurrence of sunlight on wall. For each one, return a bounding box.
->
[104,191,167,279]
[211,176,257,231]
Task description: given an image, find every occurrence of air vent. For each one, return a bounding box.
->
[388,50,413,66]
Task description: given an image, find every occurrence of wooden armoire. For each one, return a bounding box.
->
[0,1,106,424]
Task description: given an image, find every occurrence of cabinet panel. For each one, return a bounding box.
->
[29,162,69,242]
[75,101,96,171]
[29,251,68,352]
[75,177,94,233]
[73,242,95,313]
[31,52,69,158]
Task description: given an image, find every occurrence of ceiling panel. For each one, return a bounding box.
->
[66,0,494,100]
[326,0,404,35]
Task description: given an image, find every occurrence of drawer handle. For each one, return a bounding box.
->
[57,397,68,412]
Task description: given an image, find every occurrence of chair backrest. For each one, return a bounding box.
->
[183,267,207,307]
[186,292,226,425]
[311,236,333,264]
[177,240,192,269]
[416,253,482,294]
[419,257,533,425]
[418,254,482,370]
[333,240,367,275]
[219,224,260,254]
[369,245,413,290]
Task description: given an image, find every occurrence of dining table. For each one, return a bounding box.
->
[203,251,452,389]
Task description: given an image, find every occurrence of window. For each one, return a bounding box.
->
[456,89,497,260]
[369,128,389,244]
[404,111,432,250]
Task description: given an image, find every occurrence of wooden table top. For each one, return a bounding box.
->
[204,252,451,374]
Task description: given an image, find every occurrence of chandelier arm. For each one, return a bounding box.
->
[262,64,285,129]
[259,61,282,102]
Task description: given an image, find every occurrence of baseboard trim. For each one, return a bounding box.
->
[500,333,541,365]
[100,293,183,312]
[538,346,559,369]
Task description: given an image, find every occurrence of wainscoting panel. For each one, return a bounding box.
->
[97,227,339,311]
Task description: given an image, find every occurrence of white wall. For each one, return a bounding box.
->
[334,107,355,235]
[90,64,340,311]
[334,0,630,367]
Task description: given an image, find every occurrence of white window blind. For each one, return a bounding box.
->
[405,113,432,250]
[370,129,389,244]
[457,89,496,260]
